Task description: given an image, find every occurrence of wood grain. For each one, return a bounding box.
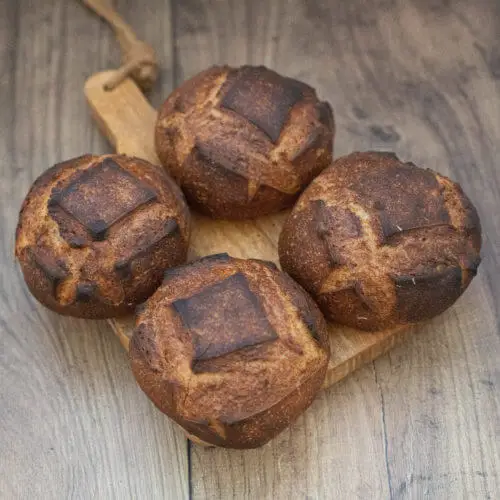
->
[1,0,499,499]
[0,1,188,499]
[171,0,500,499]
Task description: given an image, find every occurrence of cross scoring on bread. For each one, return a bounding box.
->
[158,66,332,203]
[311,169,476,325]
[41,157,184,307]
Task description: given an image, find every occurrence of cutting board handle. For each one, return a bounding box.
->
[85,71,159,161]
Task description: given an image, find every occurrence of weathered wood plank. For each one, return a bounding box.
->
[170,0,500,498]
[1,0,499,499]
[369,1,500,497]
[0,1,188,498]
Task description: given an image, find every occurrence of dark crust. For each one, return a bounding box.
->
[181,362,327,449]
[454,182,482,250]
[271,270,330,346]
[130,255,329,448]
[15,155,95,244]
[15,154,191,319]
[347,157,451,241]
[132,360,327,449]
[193,139,256,186]
[290,128,323,162]
[314,200,361,266]
[316,101,335,129]
[19,249,133,319]
[290,128,333,188]
[25,247,69,297]
[68,236,87,249]
[279,151,482,330]
[278,201,334,294]
[219,65,311,143]
[172,273,278,369]
[393,267,463,322]
[49,157,157,242]
[114,260,132,279]
[75,282,98,303]
[115,218,180,277]
[317,284,389,331]
[463,254,482,275]
[155,64,335,219]
[317,286,373,329]
[179,143,298,219]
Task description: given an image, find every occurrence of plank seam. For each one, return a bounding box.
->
[374,361,394,500]
[187,440,193,500]
[456,314,490,496]
[170,0,180,88]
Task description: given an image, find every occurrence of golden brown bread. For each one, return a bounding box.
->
[279,151,482,331]
[155,65,334,219]
[130,254,330,448]
[15,154,191,318]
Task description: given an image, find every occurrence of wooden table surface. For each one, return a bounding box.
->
[1,1,499,498]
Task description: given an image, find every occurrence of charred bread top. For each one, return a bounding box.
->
[130,254,330,448]
[279,151,481,331]
[155,65,334,219]
[15,154,191,318]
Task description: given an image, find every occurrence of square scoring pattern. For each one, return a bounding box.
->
[172,273,278,365]
[53,158,157,240]
[220,66,307,143]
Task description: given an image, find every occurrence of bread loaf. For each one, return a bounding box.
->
[15,154,190,318]
[279,151,481,331]
[155,65,334,219]
[130,254,330,448]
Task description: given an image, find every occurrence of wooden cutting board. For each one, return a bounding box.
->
[85,70,411,390]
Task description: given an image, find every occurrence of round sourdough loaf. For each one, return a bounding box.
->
[130,254,330,448]
[155,65,334,219]
[279,151,482,331]
[15,154,190,318]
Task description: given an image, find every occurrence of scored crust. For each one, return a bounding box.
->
[155,65,334,219]
[130,254,330,448]
[15,154,191,318]
[278,151,482,331]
